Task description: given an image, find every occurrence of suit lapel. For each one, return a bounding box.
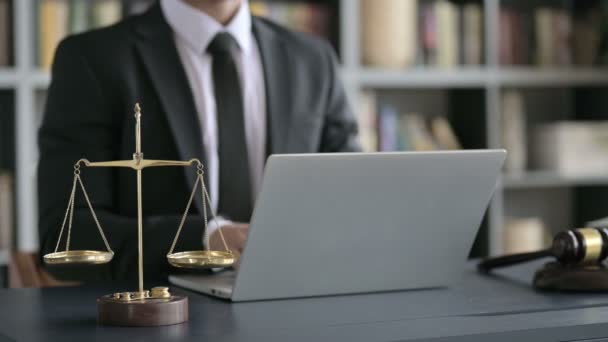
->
[252,18,293,156]
[133,5,206,214]
[131,11,293,216]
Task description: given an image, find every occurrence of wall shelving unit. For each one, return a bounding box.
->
[340,0,608,256]
[4,0,608,256]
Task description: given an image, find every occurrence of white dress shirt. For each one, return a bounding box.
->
[160,0,266,242]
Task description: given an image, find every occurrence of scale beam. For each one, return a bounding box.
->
[80,159,200,170]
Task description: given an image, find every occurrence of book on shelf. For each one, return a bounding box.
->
[360,0,483,69]
[533,121,608,177]
[360,0,417,69]
[499,8,534,65]
[68,0,89,34]
[461,3,483,66]
[572,10,601,66]
[435,0,458,68]
[534,8,572,67]
[501,90,526,174]
[378,104,399,152]
[357,91,378,153]
[250,1,331,41]
[500,4,608,67]
[376,103,461,152]
[0,0,11,67]
[421,3,437,66]
[0,173,13,252]
[397,113,411,151]
[39,0,69,70]
[503,217,548,254]
[420,1,483,68]
[402,114,436,151]
[553,9,572,66]
[534,8,555,67]
[499,9,513,66]
[431,116,461,150]
[38,0,123,69]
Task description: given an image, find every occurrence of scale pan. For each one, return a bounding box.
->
[167,251,236,269]
[43,250,114,265]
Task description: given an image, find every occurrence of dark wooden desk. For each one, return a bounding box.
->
[2,261,608,341]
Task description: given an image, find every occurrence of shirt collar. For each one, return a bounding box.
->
[160,0,252,55]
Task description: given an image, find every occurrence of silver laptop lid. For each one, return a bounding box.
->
[232,150,506,301]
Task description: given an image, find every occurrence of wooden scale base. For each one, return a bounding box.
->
[97,288,188,326]
[534,262,608,291]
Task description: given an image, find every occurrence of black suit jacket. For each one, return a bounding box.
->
[38,5,360,282]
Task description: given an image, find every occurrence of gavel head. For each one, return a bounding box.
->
[552,228,608,265]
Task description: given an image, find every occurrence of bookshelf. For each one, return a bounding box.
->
[3,0,608,259]
[343,0,608,257]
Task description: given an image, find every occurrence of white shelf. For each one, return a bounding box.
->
[495,67,608,87]
[503,171,608,189]
[0,69,17,88]
[0,249,9,266]
[29,71,50,88]
[0,69,51,88]
[22,68,608,91]
[352,67,488,88]
[347,67,608,89]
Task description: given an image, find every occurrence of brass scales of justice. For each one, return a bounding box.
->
[42,103,236,326]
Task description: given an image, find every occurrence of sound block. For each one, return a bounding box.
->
[534,262,608,291]
[97,294,188,326]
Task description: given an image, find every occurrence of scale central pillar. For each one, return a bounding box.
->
[134,103,145,295]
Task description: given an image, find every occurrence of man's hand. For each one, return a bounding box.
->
[208,223,249,257]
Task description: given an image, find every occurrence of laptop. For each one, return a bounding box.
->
[169,150,506,301]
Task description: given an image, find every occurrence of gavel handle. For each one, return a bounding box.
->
[477,250,552,273]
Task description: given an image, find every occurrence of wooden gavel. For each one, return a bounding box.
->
[478,227,608,272]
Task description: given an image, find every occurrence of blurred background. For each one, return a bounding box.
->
[1,0,608,286]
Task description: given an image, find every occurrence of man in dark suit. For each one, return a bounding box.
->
[38,0,359,281]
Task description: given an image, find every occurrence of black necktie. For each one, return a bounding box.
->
[207,32,253,222]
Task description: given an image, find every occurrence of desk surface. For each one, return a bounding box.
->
[2,261,608,342]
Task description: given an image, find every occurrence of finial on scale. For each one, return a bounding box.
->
[134,102,143,159]
[134,103,141,119]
